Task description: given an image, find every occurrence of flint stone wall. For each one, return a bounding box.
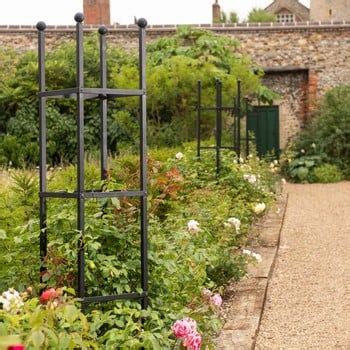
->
[1,22,349,147]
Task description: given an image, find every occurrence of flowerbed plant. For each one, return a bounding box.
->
[281,84,350,183]
[0,145,278,349]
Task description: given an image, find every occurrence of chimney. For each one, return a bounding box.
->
[83,0,111,25]
[212,0,221,23]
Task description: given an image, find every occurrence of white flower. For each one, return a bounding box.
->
[242,249,262,262]
[270,160,279,170]
[247,154,253,159]
[301,149,305,154]
[311,143,316,149]
[0,288,24,313]
[239,157,244,163]
[242,249,252,256]
[252,252,262,262]
[254,202,266,215]
[175,152,184,160]
[226,217,241,231]
[187,220,200,233]
[243,174,257,184]
[281,178,287,185]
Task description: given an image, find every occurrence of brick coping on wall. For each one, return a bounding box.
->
[0,21,349,33]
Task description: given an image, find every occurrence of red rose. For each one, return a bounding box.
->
[7,345,25,350]
[39,288,58,304]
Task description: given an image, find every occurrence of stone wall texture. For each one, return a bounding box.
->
[262,70,309,148]
[0,22,349,147]
[310,0,350,21]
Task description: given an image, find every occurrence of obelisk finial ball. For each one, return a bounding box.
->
[98,25,108,35]
[36,21,46,31]
[74,12,85,23]
[137,18,147,29]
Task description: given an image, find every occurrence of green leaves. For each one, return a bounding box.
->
[27,330,45,348]
[0,145,277,349]
[0,299,99,350]
[0,335,22,349]
[296,167,309,181]
[247,8,276,23]
[284,85,350,181]
[0,230,7,240]
[286,155,323,183]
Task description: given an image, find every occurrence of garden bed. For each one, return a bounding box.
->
[0,145,279,349]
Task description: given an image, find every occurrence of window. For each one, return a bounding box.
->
[277,13,295,23]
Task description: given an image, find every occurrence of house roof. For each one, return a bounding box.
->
[265,0,310,14]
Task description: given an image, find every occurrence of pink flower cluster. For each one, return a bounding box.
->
[201,288,223,308]
[171,318,202,350]
[210,293,222,307]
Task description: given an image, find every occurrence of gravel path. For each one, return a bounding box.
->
[256,183,350,349]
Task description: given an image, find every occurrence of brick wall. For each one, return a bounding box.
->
[83,0,110,25]
[212,1,221,23]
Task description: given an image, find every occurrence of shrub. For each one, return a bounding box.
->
[282,85,350,181]
[247,8,276,23]
[0,289,99,350]
[313,164,343,183]
[285,155,323,183]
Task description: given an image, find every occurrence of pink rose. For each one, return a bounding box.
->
[210,293,222,307]
[171,318,197,338]
[39,288,58,305]
[183,331,202,350]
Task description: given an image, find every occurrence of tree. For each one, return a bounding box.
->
[247,8,276,23]
[220,11,239,24]
[229,11,239,23]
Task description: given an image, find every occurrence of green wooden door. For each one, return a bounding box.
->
[247,106,280,158]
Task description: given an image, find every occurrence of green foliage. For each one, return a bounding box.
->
[247,8,276,23]
[0,145,278,348]
[0,28,276,167]
[285,155,322,182]
[220,11,239,24]
[282,85,350,182]
[229,12,239,23]
[0,295,99,350]
[313,164,343,183]
[256,85,281,105]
